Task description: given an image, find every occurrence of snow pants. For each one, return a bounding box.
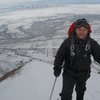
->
[59,69,91,100]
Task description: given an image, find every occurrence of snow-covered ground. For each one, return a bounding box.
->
[0,49,31,77]
[0,60,100,100]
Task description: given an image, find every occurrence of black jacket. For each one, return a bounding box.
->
[54,36,100,73]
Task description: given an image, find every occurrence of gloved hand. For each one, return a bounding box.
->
[54,69,61,77]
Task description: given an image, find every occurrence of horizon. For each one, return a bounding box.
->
[0,0,100,14]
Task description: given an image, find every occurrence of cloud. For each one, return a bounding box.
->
[0,0,40,5]
[0,0,100,7]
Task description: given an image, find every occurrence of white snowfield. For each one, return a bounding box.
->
[0,60,100,100]
[1,4,100,19]
[0,4,100,39]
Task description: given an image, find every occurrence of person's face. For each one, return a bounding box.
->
[75,26,88,39]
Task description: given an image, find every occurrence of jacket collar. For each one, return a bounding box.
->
[73,34,89,45]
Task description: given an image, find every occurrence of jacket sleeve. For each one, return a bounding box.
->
[53,39,68,70]
[91,39,100,64]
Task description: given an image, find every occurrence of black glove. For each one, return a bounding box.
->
[54,69,61,77]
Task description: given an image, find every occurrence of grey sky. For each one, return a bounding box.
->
[0,0,39,5]
[0,0,100,5]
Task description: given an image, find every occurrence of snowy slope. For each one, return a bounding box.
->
[0,60,100,100]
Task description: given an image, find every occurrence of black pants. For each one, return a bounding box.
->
[59,69,91,100]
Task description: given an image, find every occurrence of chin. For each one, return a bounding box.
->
[79,36,86,40]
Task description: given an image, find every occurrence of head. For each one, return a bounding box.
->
[68,18,92,39]
[75,19,89,39]
[75,26,88,39]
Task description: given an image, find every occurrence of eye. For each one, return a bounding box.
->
[78,28,81,31]
[84,28,86,30]
[84,28,88,32]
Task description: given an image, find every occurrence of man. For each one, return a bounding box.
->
[53,18,100,100]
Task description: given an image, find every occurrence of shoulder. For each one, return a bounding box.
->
[63,37,71,43]
[90,37,99,44]
[89,37,100,48]
[59,37,71,49]
[62,37,71,46]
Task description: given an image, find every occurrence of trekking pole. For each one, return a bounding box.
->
[49,77,57,100]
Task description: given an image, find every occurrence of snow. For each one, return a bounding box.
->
[85,70,100,100]
[0,50,31,76]
[0,60,56,100]
[0,60,100,100]
[0,3,100,100]
[0,4,100,39]
[0,4,100,19]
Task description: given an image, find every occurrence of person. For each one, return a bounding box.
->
[53,18,100,100]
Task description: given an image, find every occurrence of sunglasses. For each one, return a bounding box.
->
[75,19,89,28]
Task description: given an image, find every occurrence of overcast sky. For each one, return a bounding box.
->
[0,0,40,5]
[0,0,100,5]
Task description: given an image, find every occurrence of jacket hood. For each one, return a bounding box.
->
[68,19,92,37]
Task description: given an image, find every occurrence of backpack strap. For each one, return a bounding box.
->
[85,38,91,51]
[69,36,91,66]
[70,35,75,57]
[70,35,75,65]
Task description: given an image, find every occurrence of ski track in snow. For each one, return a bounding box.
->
[0,60,100,100]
